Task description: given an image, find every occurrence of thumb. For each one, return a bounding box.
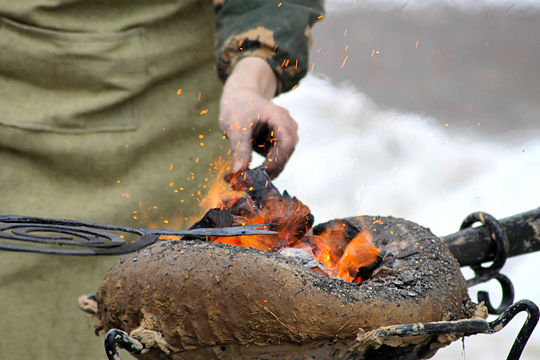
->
[230,132,253,174]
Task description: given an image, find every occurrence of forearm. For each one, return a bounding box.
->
[215,0,324,179]
[214,0,324,95]
[222,57,278,101]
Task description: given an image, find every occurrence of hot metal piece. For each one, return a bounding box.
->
[0,215,276,256]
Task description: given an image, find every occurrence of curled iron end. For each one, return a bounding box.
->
[104,329,144,360]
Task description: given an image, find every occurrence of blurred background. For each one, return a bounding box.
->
[270,0,540,358]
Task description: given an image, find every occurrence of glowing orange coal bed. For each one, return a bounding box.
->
[188,167,383,284]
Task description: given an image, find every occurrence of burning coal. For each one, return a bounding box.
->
[188,167,382,283]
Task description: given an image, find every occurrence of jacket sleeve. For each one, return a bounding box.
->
[214,0,325,95]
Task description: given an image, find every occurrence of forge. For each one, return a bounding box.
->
[0,171,537,359]
[93,219,476,360]
[82,168,523,360]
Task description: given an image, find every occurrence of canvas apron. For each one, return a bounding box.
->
[0,1,229,358]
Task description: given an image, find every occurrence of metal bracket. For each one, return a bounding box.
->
[460,211,515,314]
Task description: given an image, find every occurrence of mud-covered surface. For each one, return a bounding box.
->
[94,216,475,359]
[342,216,475,318]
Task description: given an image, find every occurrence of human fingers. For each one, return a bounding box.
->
[260,108,299,179]
[222,120,254,175]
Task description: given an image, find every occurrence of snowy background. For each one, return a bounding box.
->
[269,1,540,359]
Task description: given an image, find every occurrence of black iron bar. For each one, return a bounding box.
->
[441,207,540,267]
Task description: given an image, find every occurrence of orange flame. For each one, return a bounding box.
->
[306,220,351,275]
[195,163,381,283]
[198,158,244,213]
[337,231,380,283]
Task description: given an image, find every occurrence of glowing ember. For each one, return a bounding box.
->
[194,167,381,283]
[337,231,381,283]
[198,158,244,212]
[210,168,313,252]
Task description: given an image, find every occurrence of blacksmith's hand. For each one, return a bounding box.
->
[219,57,299,180]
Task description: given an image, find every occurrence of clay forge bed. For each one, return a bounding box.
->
[89,169,482,360]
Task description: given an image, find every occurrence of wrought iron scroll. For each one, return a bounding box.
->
[460,212,515,315]
[105,329,144,360]
[485,300,539,360]
[0,215,276,256]
[369,300,538,360]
